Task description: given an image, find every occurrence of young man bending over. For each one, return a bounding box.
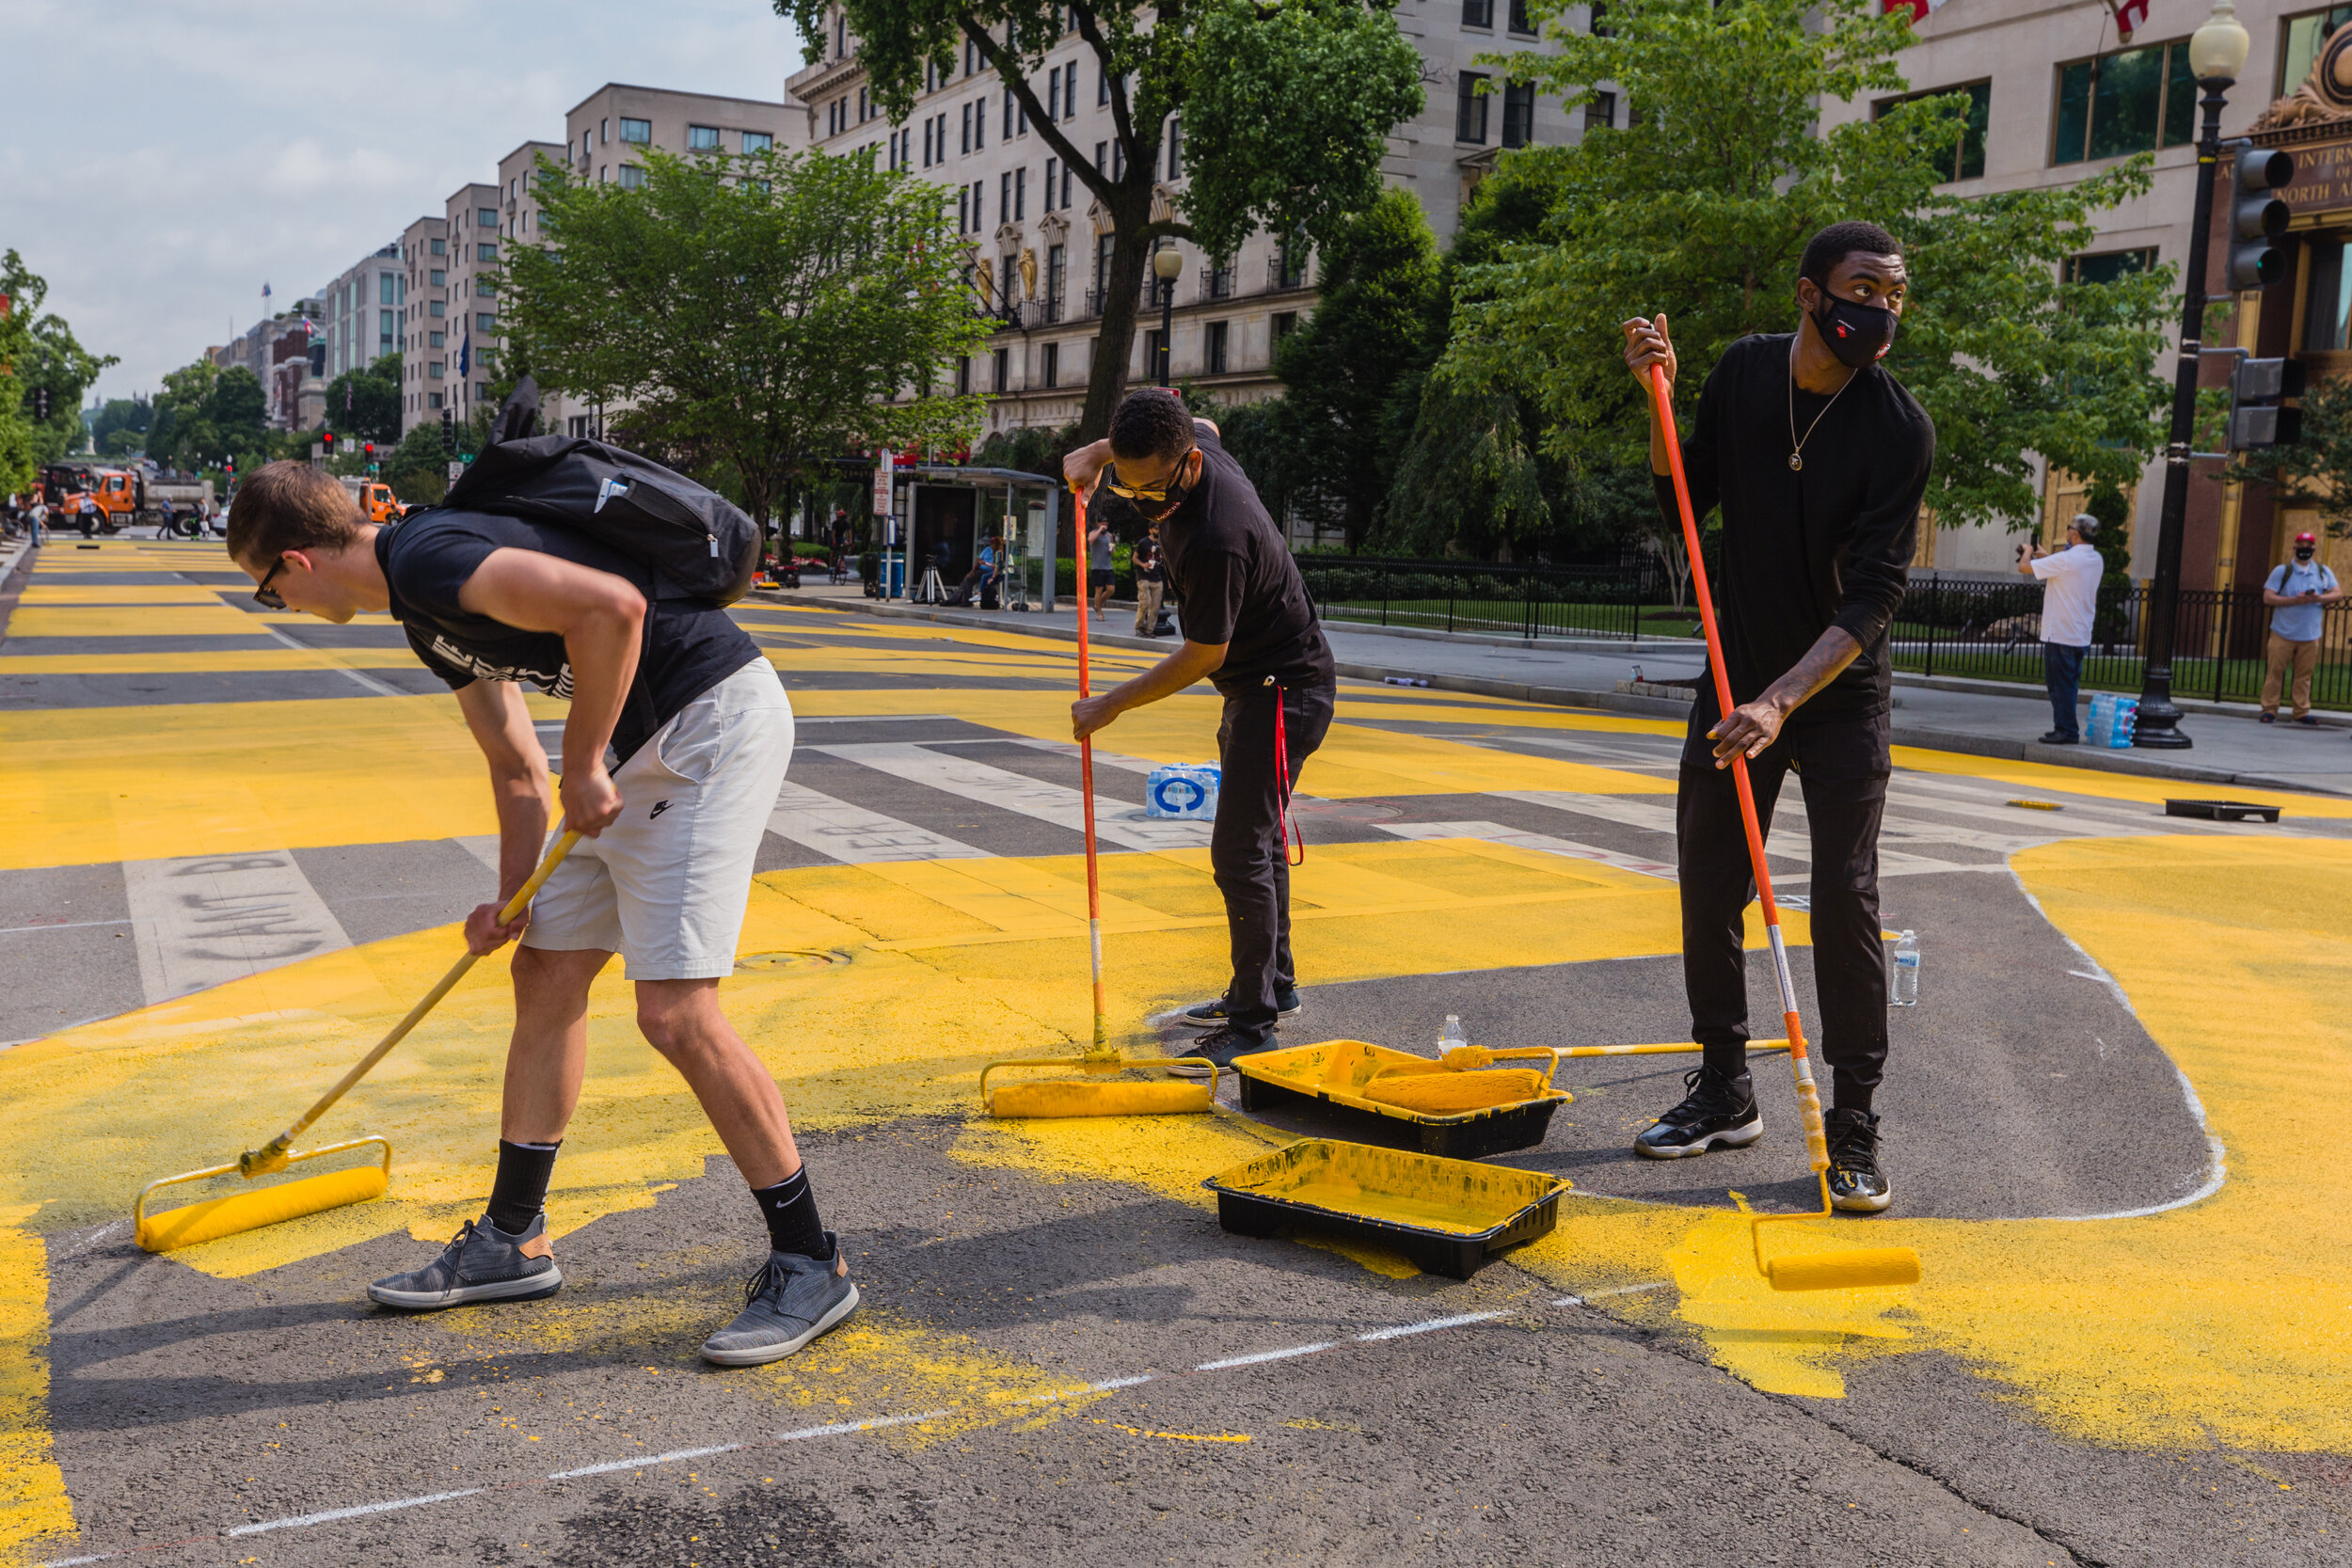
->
[226,461,855,1366]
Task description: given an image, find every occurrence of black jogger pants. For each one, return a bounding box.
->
[1211,678,1336,1044]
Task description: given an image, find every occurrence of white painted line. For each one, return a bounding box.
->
[120,849,356,1005]
[766,779,991,863]
[548,1441,744,1480]
[1561,1280,1671,1302]
[817,741,1213,851]
[1195,1341,1336,1370]
[0,917,131,936]
[226,1486,485,1537]
[775,1408,948,1442]
[1377,819,1679,880]
[1495,789,1679,834]
[259,622,409,698]
[1355,1309,1511,1340]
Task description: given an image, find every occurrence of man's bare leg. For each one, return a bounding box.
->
[501,945,611,1143]
[634,976,801,1187]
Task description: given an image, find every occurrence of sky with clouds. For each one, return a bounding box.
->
[0,0,809,405]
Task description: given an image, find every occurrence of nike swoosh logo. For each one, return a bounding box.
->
[650,800,671,819]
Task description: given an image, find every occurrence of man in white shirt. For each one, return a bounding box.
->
[2017,514,2105,745]
[2260,531,2342,725]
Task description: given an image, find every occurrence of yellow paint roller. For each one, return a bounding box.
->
[1648,361,1921,1295]
[134,830,580,1253]
[980,484,1214,1117]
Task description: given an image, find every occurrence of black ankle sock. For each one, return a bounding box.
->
[750,1166,828,1259]
[486,1140,560,1234]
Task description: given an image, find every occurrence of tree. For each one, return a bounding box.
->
[0,250,116,494]
[2230,373,2352,539]
[783,0,1424,440]
[1441,0,2172,535]
[321,354,404,444]
[92,396,152,458]
[384,419,456,507]
[505,145,986,531]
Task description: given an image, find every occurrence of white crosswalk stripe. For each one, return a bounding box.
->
[815,742,1213,851]
[120,850,355,1005]
[1378,819,1679,880]
[767,779,991,863]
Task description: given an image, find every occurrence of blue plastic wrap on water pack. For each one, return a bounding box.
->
[1145,763,1220,819]
[2087,693,2137,749]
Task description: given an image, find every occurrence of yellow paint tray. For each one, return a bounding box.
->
[1204,1138,1570,1278]
[1232,1038,1570,1159]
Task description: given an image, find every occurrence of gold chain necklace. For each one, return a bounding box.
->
[1787,338,1855,473]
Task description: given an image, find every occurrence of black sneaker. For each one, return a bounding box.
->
[700,1232,860,1368]
[1825,1109,1892,1212]
[1177,988,1301,1028]
[1166,1023,1275,1080]
[2037,730,2079,745]
[1633,1067,1763,1160]
[2294,713,2321,728]
[367,1213,561,1310]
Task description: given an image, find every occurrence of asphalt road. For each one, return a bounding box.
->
[2,540,2346,1567]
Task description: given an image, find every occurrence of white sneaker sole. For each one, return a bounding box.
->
[701,1283,861,1368]
[368,1266,563,1311]
[1632,1118,1764,1160]
[1170,1003,1300,1029]
[1831,1185,1894,1213]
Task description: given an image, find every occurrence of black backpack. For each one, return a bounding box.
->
[433,378,761,605]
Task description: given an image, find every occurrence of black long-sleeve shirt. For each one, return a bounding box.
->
[1655,331,1933,727]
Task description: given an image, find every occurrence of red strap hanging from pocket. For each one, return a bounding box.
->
[1271,679,1304,867]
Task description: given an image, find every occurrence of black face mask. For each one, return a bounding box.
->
[1812,293,1899,369]
[2296,547,2316,562]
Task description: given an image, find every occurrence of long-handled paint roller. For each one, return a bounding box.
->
[134,830,582,1252]
[1646,361,1921,1294]
[981,484,1217,1117]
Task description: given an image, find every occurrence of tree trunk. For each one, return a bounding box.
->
[1078,186,1161,443]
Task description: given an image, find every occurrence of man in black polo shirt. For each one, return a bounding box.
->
[224,460,858,1366]
[1064,389,1337,1070]
[1620,220,1934,1212]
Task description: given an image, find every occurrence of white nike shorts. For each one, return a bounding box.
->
[521,657,792,980]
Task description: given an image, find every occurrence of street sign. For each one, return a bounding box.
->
[872,451,894,517]
[447,460,464,483]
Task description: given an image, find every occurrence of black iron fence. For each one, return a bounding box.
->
[1295,555,1692,641]
[1893,574,2352,710]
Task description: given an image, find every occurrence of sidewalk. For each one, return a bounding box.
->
[768,580,2352,796]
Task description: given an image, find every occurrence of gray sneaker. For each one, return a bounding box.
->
[700,1232,860,1368]
[367,1213,562,1310]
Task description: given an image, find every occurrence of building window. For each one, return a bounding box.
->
[1273,310,1298,352]
[619,164,645,190]
[379,274,398,305]
[958,355,972,395]
[993,347,1009,391]
[478,383,492,404]
[1588,91,1616,133]
[428,360,445,379]
[478,242,498,261]
[430,391,444,409]
[1045,157,1058,209]
[479,207,497,227]
[477,312,497,332]
[1463,0,1493,26]
[1168,115,1183,179]
[1063,61,1078,119]
[966,38,978,74]
[1048,65,1061,119]
[430,268,445,286]
[1042,341,1060,388]
[972,180,985,228]
[1047,243,1066,304]
[431,237,446,256]
[1145,327,1168,378]
[1876,81,1992,181]
[974,96,987,149]
[2053,41,2196,166]
[429,300,446,318]
[429,330,446,348]
[1457,72,1490,144]
[2064,246,2156,286]
[1096,231,1116,292]
[1277,237,1308,289]
[2281,7,2352,97]
[1591,1,1613,35]
[959,186,971,232]
[1100,66,1110,106]
[620,118,652,145]
[1206,320,1230,374]
[1502,82,1536,148]
[743,130,773,154]
[689,124,721,150]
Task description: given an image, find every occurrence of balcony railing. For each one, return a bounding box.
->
[1269,257,1310,292]
[1199,267,1235,302]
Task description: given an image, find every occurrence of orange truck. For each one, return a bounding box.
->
[38,465,215,532]
[339,476,405,524]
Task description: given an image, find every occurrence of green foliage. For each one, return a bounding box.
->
[505,146,985,526]
[0,250,116,495]
[92,396,152,458]
[1263,190,1441,548]
[1443,0,2170,532]
[321,354,404,444]
[384,419,456,507]
[974,420,1079,479]
[2231,373,2352,538]
[1181,0,1424,260]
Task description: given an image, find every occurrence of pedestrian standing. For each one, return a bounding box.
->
[26,501,44,546]
[78,495,100,537]
[1133,522,1167,636]
[1064,390,1337,1070]
[1620,219,1932,1212]
[2016,514,2104,744]
[2259,531,2341,726]
[1086,513,1117,618]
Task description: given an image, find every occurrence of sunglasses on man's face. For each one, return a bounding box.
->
[1104,452,1194,504]
[253,557,289,610]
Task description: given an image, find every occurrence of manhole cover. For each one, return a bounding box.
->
[734,948,850,973]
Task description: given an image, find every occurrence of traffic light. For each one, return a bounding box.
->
[363,441,376,474]
[2228,146,2296,290]
[439,408,453,456]
[32,386,49,420]
[2229,356,2305,449]
[223,456,236,483]
[322,430,336,455]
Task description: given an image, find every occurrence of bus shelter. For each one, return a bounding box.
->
[878,464,1061,612]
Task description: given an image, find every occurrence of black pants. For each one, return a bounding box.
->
[1677,701,1890,1113]
[1212,679,1336,1043]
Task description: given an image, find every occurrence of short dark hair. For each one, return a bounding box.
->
[1799,221,1901,290]
[225,460,367,569]
[1108,388,1196,463]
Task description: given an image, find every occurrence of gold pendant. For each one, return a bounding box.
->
[1788,452,1803,471]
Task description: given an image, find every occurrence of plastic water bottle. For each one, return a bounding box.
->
[1889,931,1919,1007]
[1439,1014,1467,1053]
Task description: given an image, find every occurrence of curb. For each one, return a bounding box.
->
[772,591,2352,797]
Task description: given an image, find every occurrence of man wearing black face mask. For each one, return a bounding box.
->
[1620,219,1934,1212]
[1063,388,1337,1070]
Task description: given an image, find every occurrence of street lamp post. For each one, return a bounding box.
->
[2136,0,2252,750]
[1152,245,1184,388]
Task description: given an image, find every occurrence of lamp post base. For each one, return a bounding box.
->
[2131,699,2193,749]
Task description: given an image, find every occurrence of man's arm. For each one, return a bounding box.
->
[2263,569,2295,606]
[454,677,554,955]
[1073,640,1227,739]
[456,546,644,836]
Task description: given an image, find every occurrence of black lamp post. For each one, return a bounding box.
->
[1152,245,1184,388]
[2135,0,2252,749]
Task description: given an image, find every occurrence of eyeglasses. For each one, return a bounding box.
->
[1104,452,1194,504]
[253,557,288,610]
